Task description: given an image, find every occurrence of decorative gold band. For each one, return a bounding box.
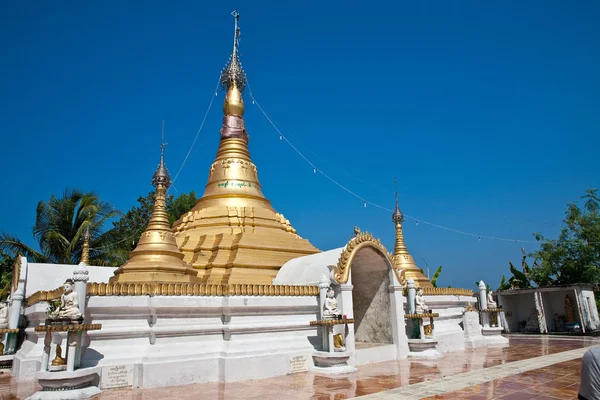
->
[403,287,474,296]
[26,282,320,305]
[34,324,102,333]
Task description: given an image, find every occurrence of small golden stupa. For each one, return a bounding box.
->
[390,188,432,288]
[110,144,201,283]
[171,12,319,285]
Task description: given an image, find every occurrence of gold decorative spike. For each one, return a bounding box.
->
[110,139,201,283]
[390,178,432,288]
[80,226,91,265]
[171,12,319,284]
[51,344,66,366]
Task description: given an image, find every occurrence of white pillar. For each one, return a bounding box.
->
[318,275,330,351]
[66,332,77,372]
[478,281,487,311]
[6,288,24,354]
[407,279,416,314]
[73,263,89,316]
[389,282,409,358]
[41,331,52,372]
[339,283,354,355]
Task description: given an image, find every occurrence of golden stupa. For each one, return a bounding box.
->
[110,144,201,283]
[171,12,319,285]
[391,191,432,288]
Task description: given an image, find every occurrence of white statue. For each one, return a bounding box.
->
[323,288,342,319]
[415,287,428,314]
[0,302,9,329]
[487,290,497,309]
[50,279,82,320]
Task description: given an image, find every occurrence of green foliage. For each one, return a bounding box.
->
[529,188,600,286]
[47,299,61,314]
[431,266,442,288]
[0,250,14,300]
[0,189,121,266]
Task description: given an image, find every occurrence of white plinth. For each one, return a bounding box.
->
[481,327,509,346]
[407,339,442,359]
[311,351,357,374]
[27,367,101,400]
[463,311,485,348]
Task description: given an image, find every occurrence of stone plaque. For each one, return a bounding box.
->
[463,311,482,338]
[289,355,307,374]
[101,364,134,389]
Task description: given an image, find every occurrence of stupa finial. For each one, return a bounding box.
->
[392,178,404,224]
[152,121,171,188]
[220,11,247,119]
[109,128,200,284]
[80,226,91,265]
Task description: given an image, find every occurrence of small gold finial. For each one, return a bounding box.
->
[51,344,66,366]
[80,226,91,265]
[221,11,246,117]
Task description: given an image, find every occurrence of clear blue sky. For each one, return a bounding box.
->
[1,1,599,289]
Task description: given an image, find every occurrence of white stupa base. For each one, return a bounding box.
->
[27,367,101,400]
[311,351,357,374]
[407,339,442,359]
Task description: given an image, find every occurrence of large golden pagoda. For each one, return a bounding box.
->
[110,144,201,283]
[171,12,319,285]
[391,191,432,288]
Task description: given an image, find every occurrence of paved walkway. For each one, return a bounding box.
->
[0,336,595,399]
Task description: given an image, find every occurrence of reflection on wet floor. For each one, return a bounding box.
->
[0,336,595,400]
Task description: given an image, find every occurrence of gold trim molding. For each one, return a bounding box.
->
[34,324,102,333]
[402,287,474,296]
[26,282,320,305]
[12,257,22,293]
[331,231,391,284]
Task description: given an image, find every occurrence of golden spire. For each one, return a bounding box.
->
[171,12,319,285]
[80,226,91,265]
[110,136,200,283]
[390,178,432,288]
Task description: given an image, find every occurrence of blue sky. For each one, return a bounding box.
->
[1,1,599,289]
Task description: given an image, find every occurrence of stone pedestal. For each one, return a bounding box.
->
[312,351,357,374]
[309,318,355,374]
[28,323,102,399]
[26,367,101,400]
[407,339,442,359]
[480,308,509,346]
[462,309,485,348]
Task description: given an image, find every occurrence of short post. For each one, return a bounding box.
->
[41,331,52,372]
[318,275,330,351]
[66,332,77,372]
[478,281,488,310]
[407,279,416,314]
[72,264,89,368]
[6,288,24,354]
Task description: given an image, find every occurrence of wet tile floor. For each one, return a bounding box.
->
[0,336,595,400]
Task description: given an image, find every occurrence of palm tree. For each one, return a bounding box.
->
[0,188,121,265]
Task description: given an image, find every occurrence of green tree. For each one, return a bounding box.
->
[530,188,600,286]
[0,189,121,265]
[431,266,443,288]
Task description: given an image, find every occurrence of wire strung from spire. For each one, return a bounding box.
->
[245,83,566,245]
[172,75,221,186]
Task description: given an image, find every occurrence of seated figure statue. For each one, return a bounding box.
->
[487,290,498,309]
[49,279,82,320]
[415,287,428,314]
[322,288,342,319]
[0,302,9,329]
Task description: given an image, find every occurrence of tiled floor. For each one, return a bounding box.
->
[424,358,582,399]
[0,336,595,400]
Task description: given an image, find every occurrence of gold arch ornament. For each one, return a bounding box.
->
[330,230,398,284]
